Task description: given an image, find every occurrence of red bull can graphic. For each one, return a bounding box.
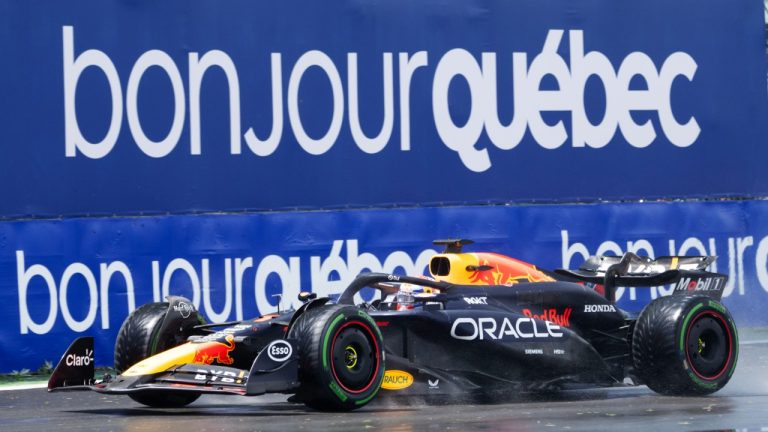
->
[431,252,554,285]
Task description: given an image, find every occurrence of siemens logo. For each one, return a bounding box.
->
[62,27,698,173]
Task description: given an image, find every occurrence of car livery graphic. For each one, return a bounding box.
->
[192,335,236,365]
[48,239,738,411]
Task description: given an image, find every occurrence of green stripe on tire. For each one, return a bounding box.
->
[355,387,380,406]
[328,381,349,402]
[679,302,704,350]
[323,314,346,370]
[729,321,739,377]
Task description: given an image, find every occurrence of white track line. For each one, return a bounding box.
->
[0,382,47,391]
[741,339,768,346]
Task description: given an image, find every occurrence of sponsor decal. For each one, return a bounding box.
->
[199,324,251,342]
[450,317,563,341]
[173,301,193,318]
[675,277,725,293]
[553,349,566,355]
[193,368,244,384]
[382,370,413,390]
[194,334,236,365]
[65,348,94,367]
[15,240,434,336]
[468,260,553,286]
[62,28,699,174]
[328,381,349,402]
[583,304,617,313]
[522,307,572,327]
[524,348,543,355]
[428,378,439,389]
[463,296,488,305]
[266,340,292,362]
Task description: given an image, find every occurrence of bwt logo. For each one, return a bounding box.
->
[62,26,699,172]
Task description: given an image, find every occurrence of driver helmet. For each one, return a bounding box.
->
[395,277,439,310]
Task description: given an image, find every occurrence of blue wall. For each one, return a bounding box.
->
[5,201,768,371]
[1,0,767,371]
[0,0,767,217]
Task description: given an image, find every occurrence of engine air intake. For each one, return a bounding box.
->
[430,256,451,276]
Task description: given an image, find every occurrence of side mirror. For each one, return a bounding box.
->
[298,291,317,303]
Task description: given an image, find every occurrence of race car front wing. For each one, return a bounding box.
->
[47,337,301,397]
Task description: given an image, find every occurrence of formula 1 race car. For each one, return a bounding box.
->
[48,239,738,411]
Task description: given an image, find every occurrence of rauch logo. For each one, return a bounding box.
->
[382,370,413,390]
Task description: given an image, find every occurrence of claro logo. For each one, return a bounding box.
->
[450,317,563,341]
[66,348,94,367]
[61,27,699,173]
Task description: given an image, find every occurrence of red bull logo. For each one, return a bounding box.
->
[193,334,235,365]
[522,307,572,327]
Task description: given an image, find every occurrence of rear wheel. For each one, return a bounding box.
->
[114,302,201,407]
[632,295,738,395]
[288,305,385,411]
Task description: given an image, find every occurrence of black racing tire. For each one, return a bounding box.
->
[115,303,169,372]
[288,304,385,411]
[632,295,738,395]
[114,302,201,407]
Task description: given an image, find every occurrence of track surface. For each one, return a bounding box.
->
[4,341,768,431]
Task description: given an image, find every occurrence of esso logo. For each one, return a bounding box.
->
[266,340,293,362]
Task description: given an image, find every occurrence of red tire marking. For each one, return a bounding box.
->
[685,310,733,381]
[329,320,381,394]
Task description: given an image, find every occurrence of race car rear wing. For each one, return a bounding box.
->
[555,252,727,302]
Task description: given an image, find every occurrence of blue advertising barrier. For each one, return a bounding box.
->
[4,200,768,372]
[0,0,767,217]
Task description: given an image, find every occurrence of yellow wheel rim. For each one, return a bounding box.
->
[344,345,358,369]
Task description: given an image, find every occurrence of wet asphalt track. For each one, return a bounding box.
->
[4,338,768,432]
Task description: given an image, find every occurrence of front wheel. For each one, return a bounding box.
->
[288,305,385,411]
[632,295,738,395]
[114,302,201,407]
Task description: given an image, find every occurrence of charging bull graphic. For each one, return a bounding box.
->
[466,255,554,286]
[193,334,236,365]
